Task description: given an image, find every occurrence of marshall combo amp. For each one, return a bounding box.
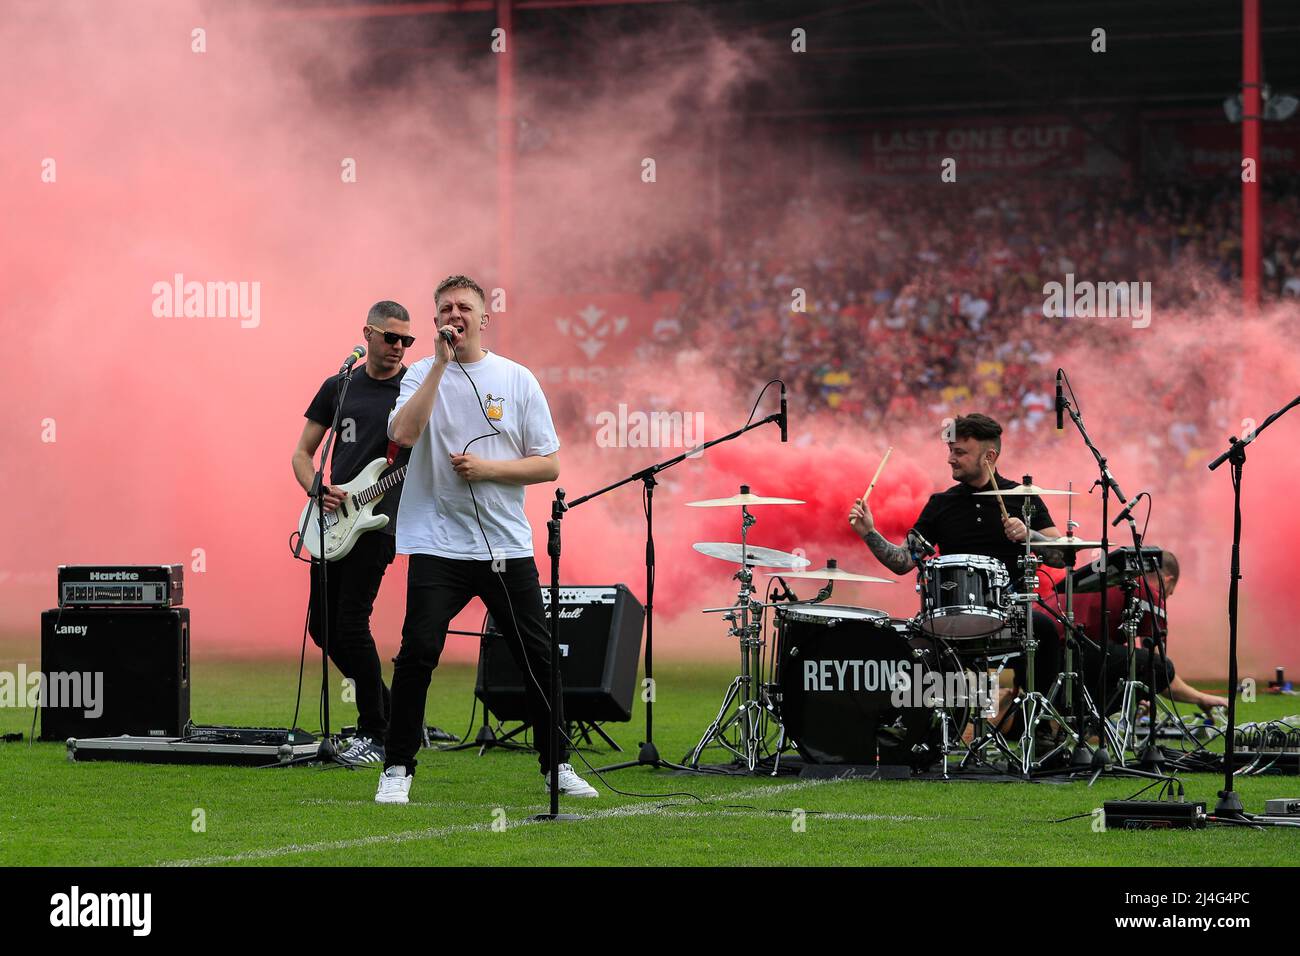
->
[476,584,644,723]
[58,564,185,608]
[39,607,190,741]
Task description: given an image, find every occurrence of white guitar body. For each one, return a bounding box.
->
[296,457,407,562]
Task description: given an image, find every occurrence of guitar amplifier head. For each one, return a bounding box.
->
[476,584,644,723]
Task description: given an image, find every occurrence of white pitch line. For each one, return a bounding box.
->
[162,776,918,866]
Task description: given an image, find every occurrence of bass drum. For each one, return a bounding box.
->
[774,606,959,769]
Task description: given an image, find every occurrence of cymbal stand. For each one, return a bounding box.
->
[1003,483,1081,773]
[685,504,769,771]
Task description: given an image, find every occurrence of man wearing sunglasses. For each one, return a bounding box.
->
[292,300,414,766]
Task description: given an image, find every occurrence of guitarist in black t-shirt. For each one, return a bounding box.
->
[291,300,413,766]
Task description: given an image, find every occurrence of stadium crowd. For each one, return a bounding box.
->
[559,175,1298,475]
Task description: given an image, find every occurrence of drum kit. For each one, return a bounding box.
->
[681,479,1174,777]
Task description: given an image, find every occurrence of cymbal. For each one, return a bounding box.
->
[973,483,1079,497]
[1029,536,1103,550]
[686,491,805,508]
[778,566,895,584]
[692,542,812,569]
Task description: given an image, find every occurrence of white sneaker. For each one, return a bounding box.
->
[375,765,412,804]
[543,763,598,798]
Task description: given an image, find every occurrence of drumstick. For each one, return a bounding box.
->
[863,447,893,502]
[984,459,1010,521]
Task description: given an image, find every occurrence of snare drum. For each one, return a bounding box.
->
[918,553,1009,639]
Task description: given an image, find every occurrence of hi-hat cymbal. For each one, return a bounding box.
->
[692,542,811,569]
[779,566,895,584]
[974,483,1079,497]
[686,490,805,508]
[1029,536,1104,550]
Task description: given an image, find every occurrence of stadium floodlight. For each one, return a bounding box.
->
[1264,93,1298,121]
[1224,84,1298,122]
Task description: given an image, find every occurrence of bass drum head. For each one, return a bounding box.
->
[776,614,946,768]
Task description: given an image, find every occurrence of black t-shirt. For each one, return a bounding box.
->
[911,472,1056,579]
[304,366,411,533]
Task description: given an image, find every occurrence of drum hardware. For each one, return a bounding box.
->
[685,487,803,772]
[964,478,1084,775]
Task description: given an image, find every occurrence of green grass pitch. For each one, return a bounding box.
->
[1,657,1297,866]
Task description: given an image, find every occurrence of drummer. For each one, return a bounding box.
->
[848,413,1067,702]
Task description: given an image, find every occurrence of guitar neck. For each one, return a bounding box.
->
[355,465,407,507]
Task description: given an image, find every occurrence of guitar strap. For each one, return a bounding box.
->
[385,440,400,467]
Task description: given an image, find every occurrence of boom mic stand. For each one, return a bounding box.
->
[1207,393,1299,821]
[1055,369,1129,770]
[541,387,787,804]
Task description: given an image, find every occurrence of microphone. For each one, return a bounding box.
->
[339,345,366,373]
[439,327,457,345]
[779,381,788,443]
[907,529,936,559]
[1111,491,1145,527]
[1055,369,1065,431]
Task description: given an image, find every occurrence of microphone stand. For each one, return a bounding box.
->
[1207,393,1299,820]
[535,394,785,815]
[1056,373,1136,769]
[282,356,362,769]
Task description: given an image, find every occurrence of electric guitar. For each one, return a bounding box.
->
[296,458,407,561]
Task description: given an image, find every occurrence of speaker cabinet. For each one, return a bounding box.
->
[39,607,190,741]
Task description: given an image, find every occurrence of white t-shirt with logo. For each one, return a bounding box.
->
[390,351,560,561]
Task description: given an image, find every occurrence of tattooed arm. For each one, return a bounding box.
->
[848,497,917,575]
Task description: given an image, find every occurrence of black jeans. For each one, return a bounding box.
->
[307,531,395,739]
[384,554,566,775]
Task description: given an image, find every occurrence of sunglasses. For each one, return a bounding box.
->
[366,325,415,348]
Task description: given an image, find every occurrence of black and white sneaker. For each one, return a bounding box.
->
[338,735,385,766]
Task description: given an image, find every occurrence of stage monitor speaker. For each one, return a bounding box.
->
[39,607,190,741]
[475,584,644,723]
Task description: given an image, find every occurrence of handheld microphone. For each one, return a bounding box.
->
[439,327,457,345]
[1055,369,1065,431]
[1111,491,1145,527]
[339,345,366,373]
[779,381,788,443]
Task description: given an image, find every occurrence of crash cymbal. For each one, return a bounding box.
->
[686,484,805,508]
[973,483,1079,497]
[779,566,895,584]
[692,542,812,569]
[1029,536,1104,550]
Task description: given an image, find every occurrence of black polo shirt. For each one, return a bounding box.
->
[911,472,1056,579]
[304,366,411,533]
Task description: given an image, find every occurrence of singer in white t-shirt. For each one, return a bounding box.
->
[374,275,597,805]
